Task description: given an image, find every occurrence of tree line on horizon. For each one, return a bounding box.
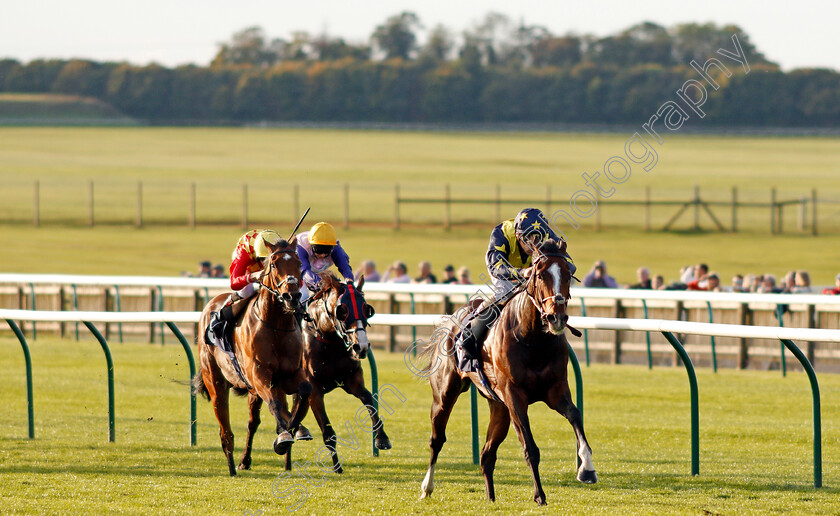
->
[0,13,838,126]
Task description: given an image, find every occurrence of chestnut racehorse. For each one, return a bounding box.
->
[419,239,596,505]
[193,237,311,476]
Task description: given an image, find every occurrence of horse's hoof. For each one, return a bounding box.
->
[236,462,251,471]
[534,494,547,505]
[295,426,313,441]
[577,469,598,484]
[335,465,343,474]
[375,435,392,450]
[419,492,430,500]
[274,431,294,455]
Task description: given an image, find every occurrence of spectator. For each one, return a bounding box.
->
[626,267,652,289]
[457,266,472,284]
[780,270,797,293]
[414,261,437,284]
[652,275,665,290]
[731,274,746,293]
[742,274,758,292]
[688,271,721,292]
[440,264,457,284]
[211,264,227,278]
[355,260,380,282]
[822,273,840,295]
[583,261,618,288]
[383,261,410,283]
[792,270,811,293]
[197,260,212,278]
[759,274,782,293]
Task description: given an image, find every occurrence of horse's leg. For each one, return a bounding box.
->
[546,377,597,483]
[341,371,391,451]
[237,393,262,470]
[308,388,344,474]
[268,375,312,456]
[276,394,312,441]
[505,386,546,505]
[420,368,465,500]
[481,399,511,502]
[203,366,237,476]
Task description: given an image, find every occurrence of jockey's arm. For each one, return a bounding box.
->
[485,226,522,282]
[330,243,355,283]
[229,249,258,291]
[296,244,320,289]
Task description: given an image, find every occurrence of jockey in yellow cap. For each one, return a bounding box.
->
[296,222,354,299]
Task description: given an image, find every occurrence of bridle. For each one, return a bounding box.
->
[524,252,570,326]
[257,249,302,309]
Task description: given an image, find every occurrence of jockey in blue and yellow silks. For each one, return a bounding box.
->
[458,208,576,360]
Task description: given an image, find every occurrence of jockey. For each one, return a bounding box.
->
[296,222,354,299]
[458,208,576,360]
[209,229,283,344]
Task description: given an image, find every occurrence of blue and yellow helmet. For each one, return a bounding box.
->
[514,208,548,240]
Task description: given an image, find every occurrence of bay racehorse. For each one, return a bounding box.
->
[419,239,596,505]
[278,274,392,473]
[193,237,312,476]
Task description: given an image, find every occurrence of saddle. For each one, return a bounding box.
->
[205,297,253,389]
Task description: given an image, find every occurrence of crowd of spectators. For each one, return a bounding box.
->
[182,260,227,278]
[573,260,840,295]
[187,255,840,296]
[353,260,473,285]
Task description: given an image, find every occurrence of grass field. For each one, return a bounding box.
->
[1,337,838,515]
[1,128,840,286]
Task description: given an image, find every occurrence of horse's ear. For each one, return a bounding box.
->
[356,275,365,291]
[559,239,567,255]
[288,234,297,248]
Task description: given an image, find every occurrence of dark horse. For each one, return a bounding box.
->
[419,239,596,505]
[280,274,392,473]
[193,237,312,476]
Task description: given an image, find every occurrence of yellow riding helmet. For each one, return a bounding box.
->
[309,222,337,246]
[253,230,282,258]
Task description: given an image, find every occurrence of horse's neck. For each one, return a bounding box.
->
[254,288,293,327]
[311,299,337,335]
[511,292,541,338]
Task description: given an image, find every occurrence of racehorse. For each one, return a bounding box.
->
[193,237,312,476]
[279,274,391,473]
[419,239,596,505]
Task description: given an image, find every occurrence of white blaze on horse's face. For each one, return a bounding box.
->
[354,320,370,357]
[545,262,569,335]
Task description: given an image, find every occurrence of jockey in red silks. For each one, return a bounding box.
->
[295,222,354,300]
[209,229,283,343]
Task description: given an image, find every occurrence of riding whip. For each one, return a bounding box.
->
[288,207,311,240]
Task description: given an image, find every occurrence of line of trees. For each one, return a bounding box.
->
[1,14,838,126]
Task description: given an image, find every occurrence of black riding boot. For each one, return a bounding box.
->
[460,308,498,360]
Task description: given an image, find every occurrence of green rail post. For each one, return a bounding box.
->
[203,287,210,305]
[409,293,417,357]
[641,299,652,369]
[5,319,35,438]
[661,331,699,476]
[579,297,590,366]
[113,285,124,343]
[706,301,717,373]
[71,284,79,341]
[780,339,822,488]
[155,286,165,345]
[568,342,584,468]
[367,350,379,457]
[28,283,37,339]
[82,321,115,443]
[470,383,479,465]
[776,305,787,376]
[165,322,197,446]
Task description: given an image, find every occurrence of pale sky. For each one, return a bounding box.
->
[2,0,839,71]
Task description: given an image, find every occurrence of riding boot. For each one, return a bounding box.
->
[212,294,243,347]
[459,309,495,360]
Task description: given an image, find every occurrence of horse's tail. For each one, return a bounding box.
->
[416,319,458,379]
[192,373,210,401]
